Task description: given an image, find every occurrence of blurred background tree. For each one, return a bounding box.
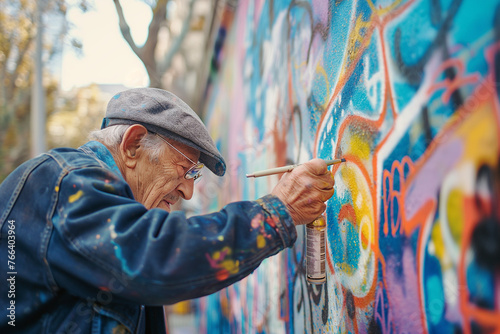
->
[113,0,224,109]
[1,0,227,183]
[0,0,89,181]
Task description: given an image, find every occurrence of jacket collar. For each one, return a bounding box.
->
[79,141,123,178]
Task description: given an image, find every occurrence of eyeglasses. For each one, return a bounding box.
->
[155,134,204,181]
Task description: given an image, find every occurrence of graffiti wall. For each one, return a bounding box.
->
[193,0,500,332]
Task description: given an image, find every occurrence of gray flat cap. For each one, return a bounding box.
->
[101,87,226,176]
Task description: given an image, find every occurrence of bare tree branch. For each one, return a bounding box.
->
[112,0,201,89]
[158,0,195,74]
[142,0,167,58]
[140,0,168,87]
[113,0,169,87]
[112,0,142,56]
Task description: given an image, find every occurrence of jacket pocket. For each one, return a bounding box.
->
[91,303,143,334]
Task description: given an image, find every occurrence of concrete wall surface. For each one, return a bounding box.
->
[193,0,500,333]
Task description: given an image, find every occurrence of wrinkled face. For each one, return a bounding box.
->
[133,138,201,211]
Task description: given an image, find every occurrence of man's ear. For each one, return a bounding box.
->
[119,124,148,168]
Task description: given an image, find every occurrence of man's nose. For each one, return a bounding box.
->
[176,178,195,200]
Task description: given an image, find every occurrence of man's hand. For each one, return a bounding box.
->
[271,159,335,225]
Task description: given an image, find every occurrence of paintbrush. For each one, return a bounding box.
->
[246,158,346,178]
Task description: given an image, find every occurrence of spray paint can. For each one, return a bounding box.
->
[306,214,326,284]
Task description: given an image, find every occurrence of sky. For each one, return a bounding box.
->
[60,1,151,91]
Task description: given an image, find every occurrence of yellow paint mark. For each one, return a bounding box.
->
[102,184,115,193]
[68,190,84,203]
[341,167,374,233]
[294,60,308,70]
[339,164,375,267]
[217,235,224,242]
[337,262,354,275]
[112,324,128,334]
[446,188,464,245]
[431,221,445,261]
[256,235,266,249]
[221,259,239,274]
[213,251,220,260]
[55,186,59,192]
[349,133,371,160]
[360,217,371,249]
[345,14,372,64]
[455,102,499,165]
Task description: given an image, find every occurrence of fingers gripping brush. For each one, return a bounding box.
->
[246,158,346,284]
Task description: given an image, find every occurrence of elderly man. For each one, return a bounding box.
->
[0,88,334,333]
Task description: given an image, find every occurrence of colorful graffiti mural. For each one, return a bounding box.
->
[194,0,500,333]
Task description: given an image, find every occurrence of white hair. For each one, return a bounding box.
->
[88,125,165,162]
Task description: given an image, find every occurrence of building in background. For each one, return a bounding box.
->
[47,84,128,149]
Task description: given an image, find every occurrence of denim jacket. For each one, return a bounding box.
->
[0,141,296,333]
